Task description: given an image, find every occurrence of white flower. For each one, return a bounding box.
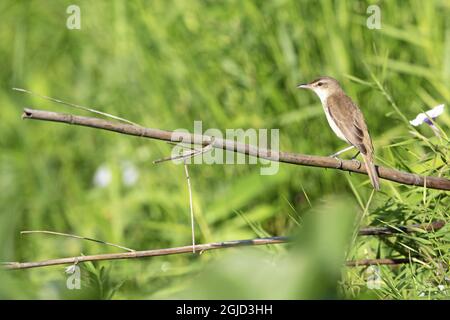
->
[93,164,112,188]
[409,104,445,126]
[122,161,139,186]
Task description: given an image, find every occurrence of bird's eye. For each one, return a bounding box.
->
[317,82,323,87]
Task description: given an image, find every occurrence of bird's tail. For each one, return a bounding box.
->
[361,153,380,191]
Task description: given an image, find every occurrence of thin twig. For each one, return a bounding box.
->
[14,88,140,126]
[21,108,450,190]
[345,258,411,267]
[358,220,446,236]
[20,230,135,252]
[153,138,215,164]
[153,149,199,164]
[184,162,196,253]
[166,141,203,148]
[157,139,216,253]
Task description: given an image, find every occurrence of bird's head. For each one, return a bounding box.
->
[297,76,342,101]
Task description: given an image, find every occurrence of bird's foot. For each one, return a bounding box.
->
[351,158,361,169]
[350,151,361,169]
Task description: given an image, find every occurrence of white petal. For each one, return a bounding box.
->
[409,114,427,126]
[410,104,445,126]
[427,104,445,118]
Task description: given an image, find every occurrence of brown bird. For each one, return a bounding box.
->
[297,76,380,190]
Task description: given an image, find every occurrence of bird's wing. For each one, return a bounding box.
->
[326,93,373,155]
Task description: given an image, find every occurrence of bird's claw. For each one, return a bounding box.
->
[351,158,361,169]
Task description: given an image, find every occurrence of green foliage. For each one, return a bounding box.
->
[0,0,449,299]
[177,197,356,299]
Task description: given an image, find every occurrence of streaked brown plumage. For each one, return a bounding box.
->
[297,76,380,191]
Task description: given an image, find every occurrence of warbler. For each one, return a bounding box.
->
[298,76,380,190]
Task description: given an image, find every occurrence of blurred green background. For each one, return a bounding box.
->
[0,0,449,299]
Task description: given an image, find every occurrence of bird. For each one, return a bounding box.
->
[297,76,380,191]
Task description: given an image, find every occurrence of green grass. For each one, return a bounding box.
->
[0,0,449,299]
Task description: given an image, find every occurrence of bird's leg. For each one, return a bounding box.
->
[329,145,355,169]
[329,145,355,158]
[351,150,361,169]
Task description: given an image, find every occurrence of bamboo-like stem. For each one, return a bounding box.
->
[1,237,412,270]
[22,108,450,190]
[3,237,288,270]
[3,221,445,270]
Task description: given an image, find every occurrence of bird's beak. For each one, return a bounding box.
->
[297,83,310,89]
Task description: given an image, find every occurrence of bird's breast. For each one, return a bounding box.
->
[322,102,349,143]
